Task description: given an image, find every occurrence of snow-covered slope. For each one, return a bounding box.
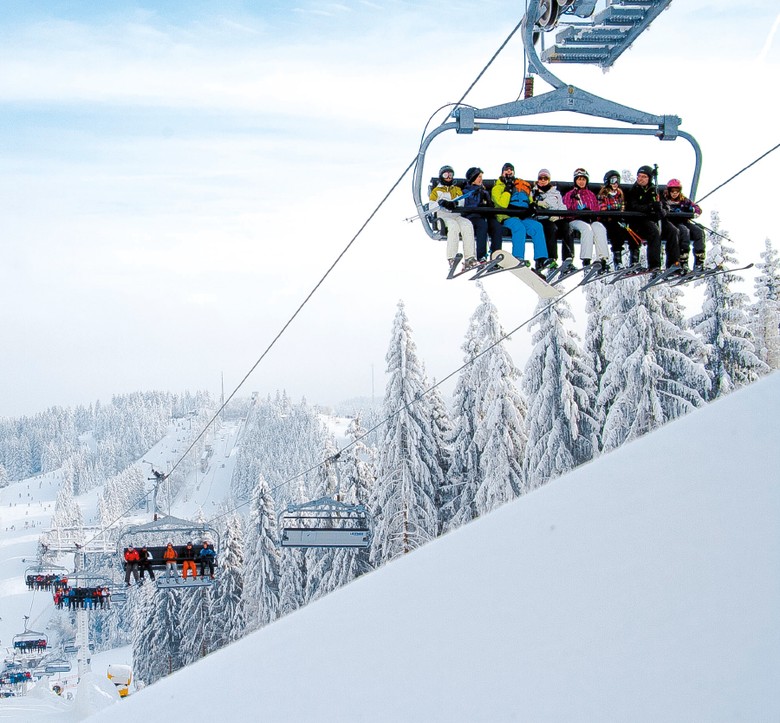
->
[95,373,780,722]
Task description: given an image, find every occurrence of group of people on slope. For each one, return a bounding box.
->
[123,541,216,585]
[430,163,704,278]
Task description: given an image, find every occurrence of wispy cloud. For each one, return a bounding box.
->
[757,12,780,62]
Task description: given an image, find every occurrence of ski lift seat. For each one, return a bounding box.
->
[279,497,373,550]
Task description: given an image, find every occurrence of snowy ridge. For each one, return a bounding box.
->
[94,373,780,722]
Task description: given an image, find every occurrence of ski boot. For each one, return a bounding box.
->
[612,251,623,270]
[679,252,690,273]
[534,257,549,279]
[693,252,706,272]
[463,256,479,271]
[597,258,611,275]
[629,248,640,267]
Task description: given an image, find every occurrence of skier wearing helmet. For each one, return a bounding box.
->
[662,179,705,271]
[430,165,477,271]
[597,170,633,269]
[532,168,574,268]
[625,164,679,272]
[562,168,610,271]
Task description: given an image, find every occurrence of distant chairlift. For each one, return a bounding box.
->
[43,657,72,674]
[279,497,373,549]
[117,515,220,590]
[12,619,48,657]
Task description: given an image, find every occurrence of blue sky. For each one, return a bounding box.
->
[1,1,778,416]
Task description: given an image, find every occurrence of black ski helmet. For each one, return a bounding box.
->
[438,165,455,183]
[604,169,620,184]
[637,164,654,178]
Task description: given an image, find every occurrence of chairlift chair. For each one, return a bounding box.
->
[413,0,701,240]
[117,515,220,590]
[43,658,71,674]
[278,497,373,549]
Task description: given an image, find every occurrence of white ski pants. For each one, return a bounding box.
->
[570,220,609,261]
[439,211,476,260]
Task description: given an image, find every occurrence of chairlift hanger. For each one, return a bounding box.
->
[413,0,701,239]
[278,496,373,549]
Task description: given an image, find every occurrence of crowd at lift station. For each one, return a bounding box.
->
[431,163,704,278]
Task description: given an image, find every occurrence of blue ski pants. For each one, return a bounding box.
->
[502,217,547,260]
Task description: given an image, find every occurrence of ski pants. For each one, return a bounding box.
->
[539,218,575,261]
[602,220,634,257]
[631,219,662,268]
[438,211,476,261]
[502,217,547,260]
[660,219,681,267]
[124,563,139,585]
[570,220,610,262]
[670,220,705,257]
[165,561,177,577]
[139,563,155,580]
[464,213,503,260]
[182,560,197,579]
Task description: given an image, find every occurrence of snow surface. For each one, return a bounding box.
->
[83,373,778,722]
[1,378,778,721]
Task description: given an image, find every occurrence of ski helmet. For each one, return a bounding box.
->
[438,165,455,182]
[573,168,589,181]
[603,169,620,185]
[466,167,483,184]
[666,178,682,189]
[637,165,654,178]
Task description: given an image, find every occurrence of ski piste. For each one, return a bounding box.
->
[478,251,563,298]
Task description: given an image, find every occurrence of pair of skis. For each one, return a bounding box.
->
[447,252,563,298]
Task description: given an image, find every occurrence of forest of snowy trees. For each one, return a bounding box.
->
[126,231,779,687]
[6,230,778,689]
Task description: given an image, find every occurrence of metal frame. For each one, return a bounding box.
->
[413,0,701,239]
[279,496,373,549]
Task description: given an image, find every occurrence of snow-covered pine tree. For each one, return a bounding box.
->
[315,417,375,596]
[690,213,769,398]
[208,514,246,649]
[598,276,710,451]
[369,302,442,566]
[178,587,211,665]
[750,238,780,370]
[130,583,158,687]
[582,280,612,445]
[147,588,185,683]
[50,473,84,533]
[277,548,306,617]
[522,297,599,489]
[243,474,281,629]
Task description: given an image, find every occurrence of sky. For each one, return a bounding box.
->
[1,0,779,417]
[1,366,777,720]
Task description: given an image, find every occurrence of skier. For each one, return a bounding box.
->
[123,546,140,586]
[163,542,178,578]
[138,546,156,583]
[461,167,504,262]
[662,179,705,271]
[491,162,548,274]
[532,168,574,267]
[179,541,197,580]
[562,168,610,271]
[198,541,217,579]
[597,170,634,268]
[429,165,477,270]
[625,165,679,272]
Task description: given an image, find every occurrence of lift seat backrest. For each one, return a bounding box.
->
[428,177,644,198]
[124,544,218,568]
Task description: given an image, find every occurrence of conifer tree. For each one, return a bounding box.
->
[370,302,441,566]
[209,514,246,649]
[598,277,710,451]
[523,297,599,489]
[243,475,281,629]
[690,214,769,398]
[750,238,780,369]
